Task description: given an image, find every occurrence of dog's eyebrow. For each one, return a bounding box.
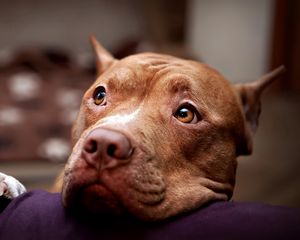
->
[106,67,138,92]
[165,76,192,93]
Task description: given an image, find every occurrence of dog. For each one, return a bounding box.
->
[59,36,285,221]
[1,36,285,221]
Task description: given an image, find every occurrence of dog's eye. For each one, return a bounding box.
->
[93,86,106,105]
[174,106,198,124]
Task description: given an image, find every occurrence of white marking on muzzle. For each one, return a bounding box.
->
[98,107,141,128]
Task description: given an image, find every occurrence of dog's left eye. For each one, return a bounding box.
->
[174,105,199,124]
[93,86,106,105]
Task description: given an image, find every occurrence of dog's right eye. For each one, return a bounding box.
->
[93,86,106,105]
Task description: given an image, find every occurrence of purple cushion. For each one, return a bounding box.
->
[0,190,299,240]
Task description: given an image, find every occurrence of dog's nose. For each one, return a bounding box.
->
[82,128,133,170]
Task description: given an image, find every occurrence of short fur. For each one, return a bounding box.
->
[56,36,285,221]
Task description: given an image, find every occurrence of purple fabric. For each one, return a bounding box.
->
[0,190,299,240]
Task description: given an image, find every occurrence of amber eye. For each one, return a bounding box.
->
[93,86,106,105]
[174,106,198,123]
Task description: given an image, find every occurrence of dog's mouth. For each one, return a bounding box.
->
[77,179,166,215]
[78,182,125,215]
[63,159,167,219]
[64,179,166,220]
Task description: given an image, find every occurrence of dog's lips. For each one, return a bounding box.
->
[67,176,166,218]
[78,182,124,215]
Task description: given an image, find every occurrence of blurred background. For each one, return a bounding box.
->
[0,0,299,207]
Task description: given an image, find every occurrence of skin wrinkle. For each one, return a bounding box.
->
[106,67,143,97]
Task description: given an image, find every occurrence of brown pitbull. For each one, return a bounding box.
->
[59,36,285,221]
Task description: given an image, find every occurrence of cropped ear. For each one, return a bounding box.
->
[235,65,285,155]
[89,34,116,76]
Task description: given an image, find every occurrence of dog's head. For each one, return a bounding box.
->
[62,36,284,221]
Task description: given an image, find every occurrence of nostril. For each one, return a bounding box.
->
[107,144,116,158]
[106,142,133,159]
[84,139,98,153]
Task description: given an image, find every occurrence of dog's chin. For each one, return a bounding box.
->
[66,182,167,221]
[78,184,125,216]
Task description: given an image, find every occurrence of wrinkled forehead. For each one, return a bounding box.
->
[94,53,231,96]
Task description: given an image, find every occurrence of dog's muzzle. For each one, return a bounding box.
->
[63,127,166,218]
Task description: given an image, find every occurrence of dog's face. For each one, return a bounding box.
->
[62,37,284,221]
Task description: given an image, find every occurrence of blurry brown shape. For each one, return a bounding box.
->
[270,0,300,93]
[0,47,95,163]
[2,48,71,73]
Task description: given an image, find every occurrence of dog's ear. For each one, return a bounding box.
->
[235,65,285,155]
[89,34,115,75]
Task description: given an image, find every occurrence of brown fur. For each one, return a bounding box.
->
[53,36,285,221]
